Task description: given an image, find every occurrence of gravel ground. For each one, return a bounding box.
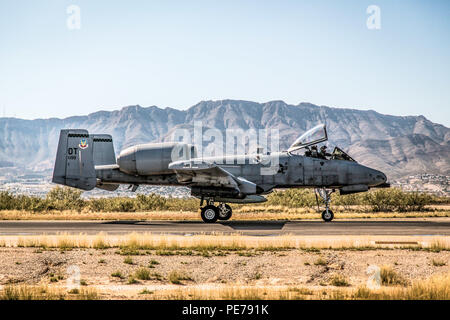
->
[0,247,449,299]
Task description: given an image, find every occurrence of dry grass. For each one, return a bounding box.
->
[111,271,125,279]
[168,270,193,284]
[380,266,408,286]
[0,233,449,251]
[1,273,449,300]
[134,268,152,280]
[330,274,350,287]
[352,273,450,300]
[0,285,98,300]
[432,259,447,267]
[0,207,448,221]
[123,256,134,265]
[314,257,328,266]
[139,273,450,300]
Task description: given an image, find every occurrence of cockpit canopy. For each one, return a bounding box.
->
[288,124,357,162]
[288,124,328,152]
[330,146,356,162]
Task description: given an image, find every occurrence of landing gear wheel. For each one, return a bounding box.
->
[315,188,335,222]
[218,204,232,221]
[321,209,334,222]
[201,205,219,223]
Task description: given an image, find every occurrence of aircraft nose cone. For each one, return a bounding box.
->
[371,169,387,187]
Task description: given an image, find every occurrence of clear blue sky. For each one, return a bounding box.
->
[0,0,449,126]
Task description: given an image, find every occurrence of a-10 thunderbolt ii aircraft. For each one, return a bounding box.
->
[52,124,389,223]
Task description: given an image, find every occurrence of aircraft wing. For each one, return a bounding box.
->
[168,161,239,189]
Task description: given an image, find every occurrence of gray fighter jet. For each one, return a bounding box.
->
[52,124,389,223]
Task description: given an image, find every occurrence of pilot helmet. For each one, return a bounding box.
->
[311,145,318,150]
[320,145,327,151]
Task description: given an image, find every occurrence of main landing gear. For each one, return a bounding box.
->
[200,199,233,223]
[315,188,335,222]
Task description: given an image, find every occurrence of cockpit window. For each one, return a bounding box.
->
[331,147,356,162]
[191,146,197,159]
[288,124,357,162]
[288,124,328,152]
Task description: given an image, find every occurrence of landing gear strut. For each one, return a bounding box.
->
[200,199,233,223]
[315,188,335,222]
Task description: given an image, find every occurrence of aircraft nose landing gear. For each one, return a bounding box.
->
[321,208,334,222]
[315,188,335,222]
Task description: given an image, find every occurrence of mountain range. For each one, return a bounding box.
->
[0,100,448,179]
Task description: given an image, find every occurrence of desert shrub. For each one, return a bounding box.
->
[165,197,199,211]
[115,198,138,212]
[314,257,328,266]
[333,193,363,210]
[435,196,450,205]
[134,268,151,280]
[0,191,16,210]
[401,192,433,212]
[168,270,192,284]
[87,198,111,212]
[380,266,408,286]
[46,186,85,211]
[23,197,51,212]
[86,194,168,212]
[46,186,82,202]
[330,274,350,287]
[267,189,317,207]
[363,189,402,212]
[87,197,137,212]
[0,192,51,212]
[264,188,435,212]
[136,194,167,210]
[127,276,139,284]
[12,194,51,212]
[363,189,433,212]
[111,271,124,279]
[0,186,439,213]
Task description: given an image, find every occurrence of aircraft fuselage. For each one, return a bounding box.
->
[95,152,387,193]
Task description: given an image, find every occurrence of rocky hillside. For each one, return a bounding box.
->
[0,100,448,179]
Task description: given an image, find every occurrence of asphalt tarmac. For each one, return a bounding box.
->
[0,219,448,236]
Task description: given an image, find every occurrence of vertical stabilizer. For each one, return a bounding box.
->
[91,134,116,166]
[52,129,96,190]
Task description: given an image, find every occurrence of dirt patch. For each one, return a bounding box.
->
[0,247,448,299]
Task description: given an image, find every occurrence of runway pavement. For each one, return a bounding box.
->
[0,219,449,236]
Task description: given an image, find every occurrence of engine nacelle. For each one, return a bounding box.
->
[117,142,197,175]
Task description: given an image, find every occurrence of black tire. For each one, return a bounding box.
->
[201,205,219,223]
[218,204,232,221]
[321,209,334,222]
